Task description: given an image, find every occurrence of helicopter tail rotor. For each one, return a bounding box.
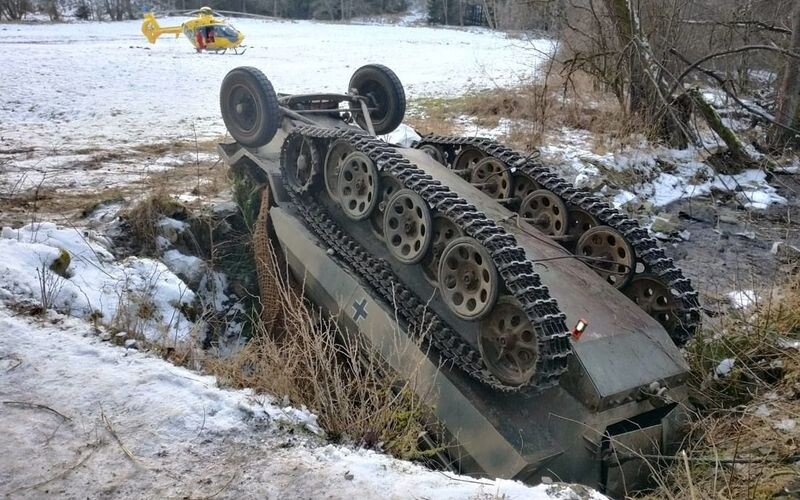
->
[141,12,182,44]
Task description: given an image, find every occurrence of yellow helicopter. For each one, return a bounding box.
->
[141,7,246,54]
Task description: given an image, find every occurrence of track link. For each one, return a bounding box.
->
[414,135,702,345]
[280,126,573,392]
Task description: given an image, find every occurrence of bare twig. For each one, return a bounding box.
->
[100,407,137,463]
[3,401,71,421]
[673,45,800,91]
[2,354,22,372]
[190,472,237,499]
[679,19,792,35]
[437,470,494,486]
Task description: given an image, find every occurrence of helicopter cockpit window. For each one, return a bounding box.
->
[215,25,239,41]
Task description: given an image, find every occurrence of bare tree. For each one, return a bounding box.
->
[771,0,800,147]
[0,0,31,20]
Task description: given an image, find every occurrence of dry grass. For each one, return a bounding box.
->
[121,192,188,256]
[0,138,225,228]
[407,70,643,154]
[645,273,800,499]
[205,238,441,461]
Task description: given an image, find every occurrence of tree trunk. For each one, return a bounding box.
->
[688,89,751,173]
[602,0,693,147]
[771,0,800,147]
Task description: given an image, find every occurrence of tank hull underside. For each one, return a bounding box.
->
[218,131,691,496]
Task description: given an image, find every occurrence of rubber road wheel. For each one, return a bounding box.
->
[349,64,406,135]
[220,67,280,148]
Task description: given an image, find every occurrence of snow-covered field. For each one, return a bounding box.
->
[0,18,550,193]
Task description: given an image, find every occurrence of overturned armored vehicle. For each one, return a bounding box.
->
[216,64,701,497]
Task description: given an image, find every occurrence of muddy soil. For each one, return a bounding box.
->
[660,172,799,308]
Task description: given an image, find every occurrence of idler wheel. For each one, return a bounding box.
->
[324,139,355,201]
[624,274,681,334]
[453,146,485,172]
[469,157,512,199]
[383,189,433,264]
[283,135,321,194]
[478,296,538,386]
[576,226,635,288]
[370,173,404,241]
[512,173,540,202]
[566,207,598,244]
[438,237,499,321]
[337,151,378,221]
[418,144,445,165]
[519,189,568,236]
[421,215,463,285]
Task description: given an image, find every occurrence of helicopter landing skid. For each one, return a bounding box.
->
[206,46,248,55]
[205,46,247,56]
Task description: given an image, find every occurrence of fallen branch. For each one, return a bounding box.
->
[0,147,35,155]
[686,88,753,171]
[190,472,238,500]
[2,401,71,421]
[2,354,22,372]
[100,408,137,463]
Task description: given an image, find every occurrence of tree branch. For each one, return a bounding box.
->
[669,47,800,136]
[674,45,800,91]
[680,19,792,35]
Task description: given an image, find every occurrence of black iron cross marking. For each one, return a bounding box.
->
[352,298,368,322]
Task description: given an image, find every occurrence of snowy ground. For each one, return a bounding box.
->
[0,305,604,499]
[0,17,551,194]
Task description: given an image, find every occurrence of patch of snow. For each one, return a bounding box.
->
[381,123,422,147]
[535,126,787,211]
[715,358,736,377]
[0,222,195,342]
[0,305,606,499]
[773,419,796,432]
[198,270,229,311]
[779,339,800,349]
[728,290,758,309]
[774,159,799,174]
[754,404,771,417]
[161,249,206,285]
[612,190,637,208]
[453,116,523,139]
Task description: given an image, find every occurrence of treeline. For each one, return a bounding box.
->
[427,0,563,31]
[0,0,409,20]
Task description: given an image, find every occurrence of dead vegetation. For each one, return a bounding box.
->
[646,272,800,499]
[0,138,225,228]
[407,70,645,153]
[121,192,189,256]
[205,242,442,461]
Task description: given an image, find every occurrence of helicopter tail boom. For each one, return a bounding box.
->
[141,12,182,44]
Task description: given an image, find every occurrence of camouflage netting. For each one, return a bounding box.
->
[252,187,282,333]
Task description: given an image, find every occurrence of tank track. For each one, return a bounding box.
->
[413,134,702,345]
[280,126,573,392]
